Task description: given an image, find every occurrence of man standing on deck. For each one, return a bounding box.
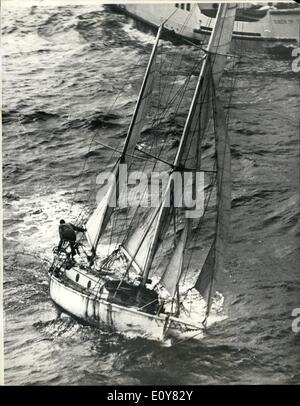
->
[58,219,86,258]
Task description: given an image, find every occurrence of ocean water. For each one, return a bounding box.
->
[2,1,300,385]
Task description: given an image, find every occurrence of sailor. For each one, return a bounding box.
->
[58,219,86,258]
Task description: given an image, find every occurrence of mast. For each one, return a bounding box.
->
[137,3,236,286]
[85,24,163,254]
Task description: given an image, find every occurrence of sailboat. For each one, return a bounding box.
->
[48,3,236,342]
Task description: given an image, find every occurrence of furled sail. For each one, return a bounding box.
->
[85,25,163,252]
[194,97,231,314]
[121,3,236,286]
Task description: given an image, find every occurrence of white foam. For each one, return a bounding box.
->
[121,22,157,46]
[4,190,84,260]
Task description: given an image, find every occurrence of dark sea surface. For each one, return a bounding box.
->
[2,1,300,385]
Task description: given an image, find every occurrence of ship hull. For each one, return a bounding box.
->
[49,272,203,342]
[107,4,299,56]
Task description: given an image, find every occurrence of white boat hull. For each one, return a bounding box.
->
[109,4,300,54]
[49,273,203,342]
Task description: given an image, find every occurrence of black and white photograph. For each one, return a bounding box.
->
[1,0,300,387]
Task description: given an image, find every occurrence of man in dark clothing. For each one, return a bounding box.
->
[58,219,87,258]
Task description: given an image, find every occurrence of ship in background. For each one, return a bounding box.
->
[106,2,300,56]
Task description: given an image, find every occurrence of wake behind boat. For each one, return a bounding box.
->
[48,3,236,343]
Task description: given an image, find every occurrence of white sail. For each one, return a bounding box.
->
[86,194,110,252]
[121,208,160,273]
[86,165,118,252]
[160,219,192,297]
[85,25,163,253]
[194,98,231,309]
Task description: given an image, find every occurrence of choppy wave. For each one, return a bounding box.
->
[2,1,300,385]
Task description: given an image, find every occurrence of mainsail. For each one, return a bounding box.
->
[121,4,236,291]
[86,24,163,253]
